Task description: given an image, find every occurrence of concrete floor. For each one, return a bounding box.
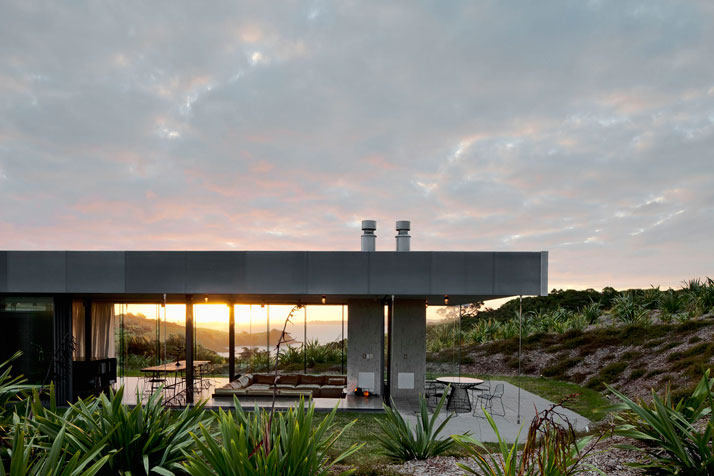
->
[115,377,589,443]
[393,380,591,443]
[115,376,384,412]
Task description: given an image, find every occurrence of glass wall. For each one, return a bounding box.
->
[0,297,54,384]
[192,304,229,378]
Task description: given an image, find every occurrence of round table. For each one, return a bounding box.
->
[435,377,485,413]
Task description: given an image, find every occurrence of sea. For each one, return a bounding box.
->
[217,321,347,358]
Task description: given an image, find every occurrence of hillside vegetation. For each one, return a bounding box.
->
[427,277,714,400]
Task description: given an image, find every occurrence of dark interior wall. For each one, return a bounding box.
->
[0,297,54,384]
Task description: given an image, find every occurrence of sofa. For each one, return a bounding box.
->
[214,373,347,398]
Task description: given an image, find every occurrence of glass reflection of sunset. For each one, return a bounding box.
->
[119,303,448,331]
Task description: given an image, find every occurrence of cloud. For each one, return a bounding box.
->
[0,0,712,291]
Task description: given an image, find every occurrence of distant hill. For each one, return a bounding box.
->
[121,313,295,353]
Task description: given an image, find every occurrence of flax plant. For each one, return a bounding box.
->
[374,390,457,461]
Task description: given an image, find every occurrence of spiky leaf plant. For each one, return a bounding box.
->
[608,369,714,475]
[1,414,110,476]
[453,411,528,476]
[374,388,456,462]
[184,396,361,476]
[31,386,207,475]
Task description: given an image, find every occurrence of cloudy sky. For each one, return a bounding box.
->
[1,1,713,292]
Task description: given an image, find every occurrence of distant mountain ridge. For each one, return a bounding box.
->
[121,313,295,353]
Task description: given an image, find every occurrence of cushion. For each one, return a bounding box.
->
[326,376,346,386]
[278,374,300,385]
[299,374,324,385]
[245,384,272,394]
[320,385,345,398]
[254,374,276,385]
[278,388,313,396]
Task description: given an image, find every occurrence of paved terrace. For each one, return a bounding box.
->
[119,378,589,443]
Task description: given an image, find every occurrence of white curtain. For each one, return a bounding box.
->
[91,303,115,359]
[72,301,85,360]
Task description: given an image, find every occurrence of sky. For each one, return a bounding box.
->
[1,1,713,292]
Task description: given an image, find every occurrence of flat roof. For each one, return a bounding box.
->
[0,250,547,304]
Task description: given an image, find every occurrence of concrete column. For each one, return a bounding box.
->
[389,299,426,400]
[347,300,384,395]
[185,295,194,403]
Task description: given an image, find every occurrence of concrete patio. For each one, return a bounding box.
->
[393,380,591,443]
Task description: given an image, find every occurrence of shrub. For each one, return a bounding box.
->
[1,415,111,476]
[609,369,714,475]
[580,300,601,325]
[612,292,650,325]
[0,351,33,440]
[31,386,207,475]
[454,403,601,476]
[184,397,361,476]
[374,389,456,462]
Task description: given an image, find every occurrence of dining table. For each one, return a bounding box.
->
[435,376,485,413]
[140,360,210,401]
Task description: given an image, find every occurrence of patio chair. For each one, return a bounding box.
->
[473,382,505,417]
[424,380,448,411]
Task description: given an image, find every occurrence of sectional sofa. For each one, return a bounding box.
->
[213,373,347,398]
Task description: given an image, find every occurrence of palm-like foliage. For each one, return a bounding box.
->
[374,389,456,462]
[612,292,650,324]
[684,277,714,316]
[658,288,684,321]
[580,300,601,325]
[183,396,361,476]
[454,407,602,476]
[608,369,714,475]
[453,411,529,476]
[1,415,110,476]
[31,386,207,475]
[0,352,34,435]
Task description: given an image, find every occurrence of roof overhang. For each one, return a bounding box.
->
[0,250,548,305]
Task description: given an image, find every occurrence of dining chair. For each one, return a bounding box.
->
[473,382,505,417]
[424,380,448,412]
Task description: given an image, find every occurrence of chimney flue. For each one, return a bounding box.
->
[361,220,377,251]
[395,220,411,251]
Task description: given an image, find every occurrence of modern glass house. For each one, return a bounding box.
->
[0,227,547,405]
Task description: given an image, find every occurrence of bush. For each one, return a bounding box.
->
[612,292,650,325]
[184,397,361,476]
[374,390,456,462]
[454,403,601,476]
[31,386,207,475]
[609,369,714,475]
[1,415,111,476]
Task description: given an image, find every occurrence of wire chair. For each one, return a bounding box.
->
[473,382,505,417]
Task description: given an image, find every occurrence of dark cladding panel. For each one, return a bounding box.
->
[369,252,430,294]
[125,252,187,293]
[6,251,66,292]
[66,252,125,293]
[0,252,6,292]
[465,253,496,294]
[186,252,246,293]
[494,252,542,295]
[306,252,369,294]
[243,252,307,294]
[429,252,466,295]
